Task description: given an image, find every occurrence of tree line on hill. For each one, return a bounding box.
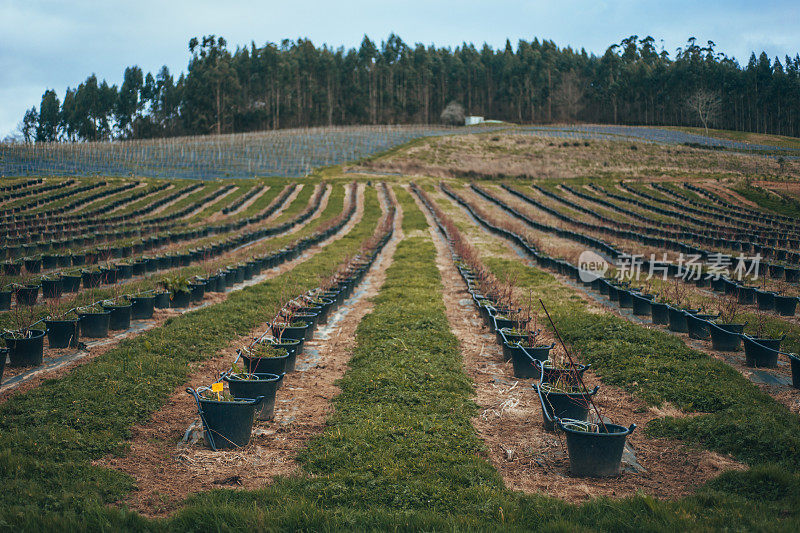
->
[18,34,800,143]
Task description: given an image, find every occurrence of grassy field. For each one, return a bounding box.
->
[665,126,800,151]
[351,129,800,181]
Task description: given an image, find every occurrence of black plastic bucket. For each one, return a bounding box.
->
[667,307,690,333]
[508,343,554,378]
[738,286,756,305]
[154,291,170,308]
[650,302,669,325]
[45,319,80,348]
[239,352,289,375]
[103,303,132,331]
[539,362,589,385]
[190,390,263,450]
[61,274,82,293]
[756,290,775,310]
[499,329,527,349]
[535,384,598,431]
[618,290,634,308]
[687,313,715,340]
[189,282,205,303]
[743,336,782,368]
[709,323,744,351]
[78,310,111,338]
[81,270,103,288]
[130,295,156,319]
[15,285,39,306]
[790,353,800,389]
[266,338,303,371]
[234,265,246,283]
[272,323,307,343]
[631,294,654,316]
[118,263,133,279]
[3,329,45,367]
[41,277,63,299]
[170,291,191,308]
[225,373,281,421]
[775,296,798,317]
[558,421,636,477]
[0,291,10,310]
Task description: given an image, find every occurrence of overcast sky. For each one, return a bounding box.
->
[2,0,798,138]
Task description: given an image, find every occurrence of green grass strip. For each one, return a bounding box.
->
[734,183,800,219]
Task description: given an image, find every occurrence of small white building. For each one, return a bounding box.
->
[465,116,484,126]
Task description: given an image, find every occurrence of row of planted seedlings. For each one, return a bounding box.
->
[457,182,800,392]
[568,181,800,268]
[590,182,800,299]
[573,182,800,289]
[0,182,318,348]
[616,180,800,250]
[640,180,795,230]
[0,183,303,312]
[487,183,800,377]
[585,265,800,387]
[186,192,395,450]
[0,183,354,386]
[0,179,167,254]
[414,183,636,478]
[502,183,800,312]
[505,182,800,319]
[2,179,138,222]
[678,181,799,228]
[0,178,244,268]
[0,180,235,274]
[0,178,78,215]
[6,182,296,280]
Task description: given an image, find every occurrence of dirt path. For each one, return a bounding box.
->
[687,181,758,210]
[417,188,742,503]
[0,185,352,407]
[182,185,238,220]
[67,181,149,215]
[255,184,302,223]
[149,184,204,216]
[108,183,174,215]
[223,185,270,217]
[98,184,401,517]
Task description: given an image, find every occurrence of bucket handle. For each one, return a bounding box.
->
[533,383,600,428]
[519,343,556,363]
[743,334,785,353]
[186,387,217,451]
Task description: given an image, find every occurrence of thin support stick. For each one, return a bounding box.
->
[539,298,607,431]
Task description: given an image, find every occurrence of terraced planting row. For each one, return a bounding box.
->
[442,182,800,398]
[407,178,800,529]
[0,182,358,394]
[0,183,315,309]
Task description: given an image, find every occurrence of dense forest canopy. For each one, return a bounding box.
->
[17,34,800,142]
